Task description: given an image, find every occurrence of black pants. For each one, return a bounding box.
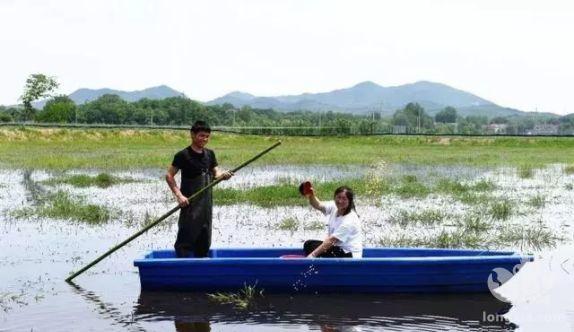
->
[303,240,353,258]
[175,221,211,258]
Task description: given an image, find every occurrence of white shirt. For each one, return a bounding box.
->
[323,202,363,258]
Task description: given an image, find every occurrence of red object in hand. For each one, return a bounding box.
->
[299,181,313,196]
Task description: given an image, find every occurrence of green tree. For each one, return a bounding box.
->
[20,74,59,121]
[435,106,457,123]
[36,95,76,123]
[490,116,509,124]
[83,94,131,124]
[392,103,433,133]
[0,106,13,122]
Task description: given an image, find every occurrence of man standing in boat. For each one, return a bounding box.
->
[166,120,233,258]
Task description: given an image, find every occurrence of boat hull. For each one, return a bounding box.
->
[133,248,532,293]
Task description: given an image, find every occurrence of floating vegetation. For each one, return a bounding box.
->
[304,220,325,230]
[378,230,485,249]
[496,224,560,250]
[489,199,513,221]
[433,230,484,249]
[43,173,136,188]
[518,165,535,179]
[527,194,546,209]
[394,176,430,198]
[458,213,491,233]
[436,179,495,203]
[390,209,447,227]
[277,217,298,231]
[207,284,264,310]
[13,190,112,224]
[0,291,27,312]
[378,234,428,248]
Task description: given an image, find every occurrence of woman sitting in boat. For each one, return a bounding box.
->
[302,184,363,258]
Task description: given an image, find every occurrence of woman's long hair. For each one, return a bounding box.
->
[334,186,356,216]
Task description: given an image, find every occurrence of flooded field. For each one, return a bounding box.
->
[1,164,574,331]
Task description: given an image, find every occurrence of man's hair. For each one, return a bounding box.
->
[191,120,211,134]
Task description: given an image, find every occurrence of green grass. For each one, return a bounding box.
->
[391,209,447,227]
[394,176,430,198]
[277,217,299,231]
[207,284,264,310]
[458,213,491,233]
[304,220,325,230]
[212,175,497,207]
[378,230,485,249]
[518,165,536,179]
[12,191,112,224]
[42,173,135,188]
[496,224,559,250]
[1,127,574,170]
[489,199,514,220]
[527,195,546,209]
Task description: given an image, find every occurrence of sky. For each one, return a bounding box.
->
[0,0,573,114]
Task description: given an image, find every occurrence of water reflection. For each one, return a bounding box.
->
[68,282,146,332]
[135,291,514,331]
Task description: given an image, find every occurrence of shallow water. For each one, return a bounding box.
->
[1,165,574,331]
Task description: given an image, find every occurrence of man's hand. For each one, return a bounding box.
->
[176,194,189,207]
[217,170,234,181]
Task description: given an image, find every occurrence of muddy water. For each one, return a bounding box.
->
[1,165,573,331]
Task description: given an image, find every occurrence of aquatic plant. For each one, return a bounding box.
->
[0,291,27,312]
[527,195,546,209]
[378,234,428,247]
[303,220,325,230]
[391,209,447,227]
[496,224,560,250]
[277,217,299,231]
[39,191,111,223]
[459,213,490,233]
[378,230,485,249]
[433,230,484,249]
[12,190,112,224]
[489,199,513,221]
[518,165,535,179]
[43,173,134,188]
[436,179,496,203]
[207,284,264,310]
[394,176,430,198]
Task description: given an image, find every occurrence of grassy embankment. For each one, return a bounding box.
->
[1,127,574,169]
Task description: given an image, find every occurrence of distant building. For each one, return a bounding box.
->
[527,124,559,136]
[484,123,508,135]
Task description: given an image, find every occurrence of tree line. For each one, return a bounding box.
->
[1,74,573,135]
[2,94,574,135]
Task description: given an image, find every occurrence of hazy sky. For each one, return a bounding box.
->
[1,0,573,114]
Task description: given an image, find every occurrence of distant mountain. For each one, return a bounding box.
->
[33,85,185,108]
[207,81,524,118]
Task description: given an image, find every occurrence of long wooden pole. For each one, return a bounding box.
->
[65,141,281,282]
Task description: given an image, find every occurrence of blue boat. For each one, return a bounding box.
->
[133,248,533,293]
